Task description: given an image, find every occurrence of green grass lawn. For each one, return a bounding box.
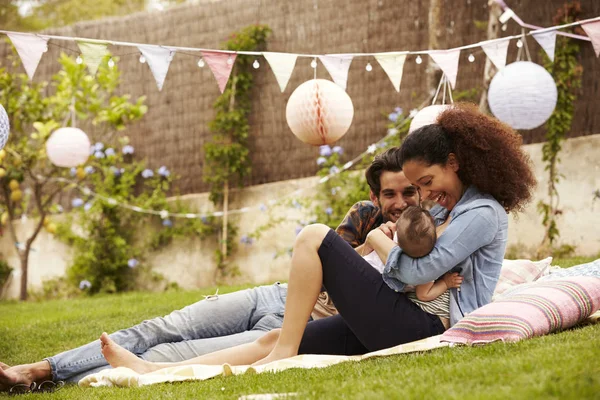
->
[1,256,599,399]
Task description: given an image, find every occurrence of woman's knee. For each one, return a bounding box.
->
[296,224,330,250]
[255,329,281,348]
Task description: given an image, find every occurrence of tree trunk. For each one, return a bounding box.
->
[479,0,503,113]
[426,0,443,94]
[19,251,28,301]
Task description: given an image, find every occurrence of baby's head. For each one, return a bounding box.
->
[396,206,437,258]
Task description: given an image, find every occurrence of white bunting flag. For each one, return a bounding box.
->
[481,39,510,70]
[374,52,408,92]
[428,49,461,89]
[201,51,237,93]
[318,55,354,90]
[7,33,49,80]
[77,41,109,75]
[138,45,174,91]
[581,20,600,57]
[532,30,557,62]
[263,52,298,92]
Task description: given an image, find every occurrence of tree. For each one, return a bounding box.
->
[0,50,147,300]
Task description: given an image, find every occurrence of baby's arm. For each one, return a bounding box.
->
[415,273,463,302]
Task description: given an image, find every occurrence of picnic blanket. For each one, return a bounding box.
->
[78,334,448,388]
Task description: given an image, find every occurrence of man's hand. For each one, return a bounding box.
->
[376,221,396,239]
[442,272,463,289]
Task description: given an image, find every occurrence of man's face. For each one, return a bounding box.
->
[369,170,419,223]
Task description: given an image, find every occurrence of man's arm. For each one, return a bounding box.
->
[335,201,382,248]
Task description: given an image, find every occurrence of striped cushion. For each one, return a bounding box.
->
[492,257,553,300]
[441,277,600,345]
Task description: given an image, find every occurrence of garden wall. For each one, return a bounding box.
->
[1,133,599,299]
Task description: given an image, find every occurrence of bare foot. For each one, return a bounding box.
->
[100,332,158,374]
[0,367,33,391]
[252,346,297,367]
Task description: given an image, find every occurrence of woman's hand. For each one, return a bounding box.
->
[442,272,463,289]
[376,221,397,239]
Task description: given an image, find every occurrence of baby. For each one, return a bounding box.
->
[363,205,461,321]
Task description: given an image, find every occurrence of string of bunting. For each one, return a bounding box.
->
[1,15,599,93]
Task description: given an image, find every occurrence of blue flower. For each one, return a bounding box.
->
[325,207,333,215]
[105,148,115,157]
[329,166,340,175]
[319,145,332,157]
[316,157,327,166]
[259,203,267,212]
[72,198,84,208]
[331,187,338,195]
[292,199,301,209]
[122,145,135,155]
[378,142,387,148]
[89,146,96,155]
[128,258,139,268]
[56,205,64,213]
[69,167,77,176]
[84,202,93,212]
[387,128,398,136]
[94,142,104,151]
[332,146,343,155]
[201,216,208,224]
[240,235,254,245]
[94,151,105,159]
[394,107,403,115]
[79,280,92,290]
[158,166,170,177]
[162,219,173,227]
[109,166,121,177]
[295,225,303,236]
[388,112,399,122]
[141,169,154,178]
[84,166,95,174]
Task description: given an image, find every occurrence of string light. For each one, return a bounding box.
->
[107,58,115,68]
[468,53,475,62]
[76,55,83,64]
[516,39,523,48]
[197,58,205,68]
[226,55,234,65]
[253,59,260,69]
[502,24,508,31]
[365,62,373,72]
[415,55,423,64]
[310,58,317,69]
[139,55,146,63]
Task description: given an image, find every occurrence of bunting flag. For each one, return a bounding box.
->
[138,45,174,91]
[531,30,557,62]
[318,55,354,90]
[77,41,109,75]
[581,20,600,57]
[481,39,510,70]
[202,51,237,93]
[6,32,49,80]
[374,52,408,92]
[263,52,298,92]
[428,49,461,89]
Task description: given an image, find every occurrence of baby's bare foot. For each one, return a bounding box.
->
[100,332,158,374]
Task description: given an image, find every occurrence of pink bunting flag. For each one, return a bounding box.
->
[581,20,600,57]
[138,45,175,91]
[318,55,354,90]
[481,39,510,70]
[428,49,461,89]
[531,30,557,62]
[201,51,237,93]
[7,32,49,80]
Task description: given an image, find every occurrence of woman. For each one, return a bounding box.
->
[98,103,536,371]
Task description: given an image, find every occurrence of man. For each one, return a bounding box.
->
[0,148,418,387]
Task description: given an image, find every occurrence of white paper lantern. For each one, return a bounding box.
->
[46,127,91,167]
[286,79,354,145]
[488,61,557,130]
[0,104,10,150]
[409,105,452,134]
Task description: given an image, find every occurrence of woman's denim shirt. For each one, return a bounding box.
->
[383,185,508,326]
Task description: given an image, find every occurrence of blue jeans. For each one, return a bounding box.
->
[46,283,287,383]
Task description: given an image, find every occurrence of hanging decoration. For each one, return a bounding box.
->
[262,52,298,92]
[201,51,238,93]
[46,127,91,167]
[318,55,354,90]
[581,20,600,57]
[481,39,510,70]
[488,61,557,130]
[531,30,557,62]
[428,49,461,89]
[76,41,110,75]
[0,104,10,150]
[374,52,408,92]
[409,105,451,134]
[6,32,48,80]
[285,79,354,145]
[138,45,175,91]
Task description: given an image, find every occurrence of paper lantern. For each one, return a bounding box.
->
[408,105,452,134]
[488,61,557,130]
[0,104,10,150]
[286,79,354,145]
[46,127,91,167]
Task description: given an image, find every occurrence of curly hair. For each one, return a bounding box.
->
[399,103,536,213]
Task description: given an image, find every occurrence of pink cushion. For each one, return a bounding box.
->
[492,257,552,299]
[441,277,600,345]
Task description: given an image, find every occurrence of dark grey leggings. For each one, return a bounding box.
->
[299,229,445,355]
